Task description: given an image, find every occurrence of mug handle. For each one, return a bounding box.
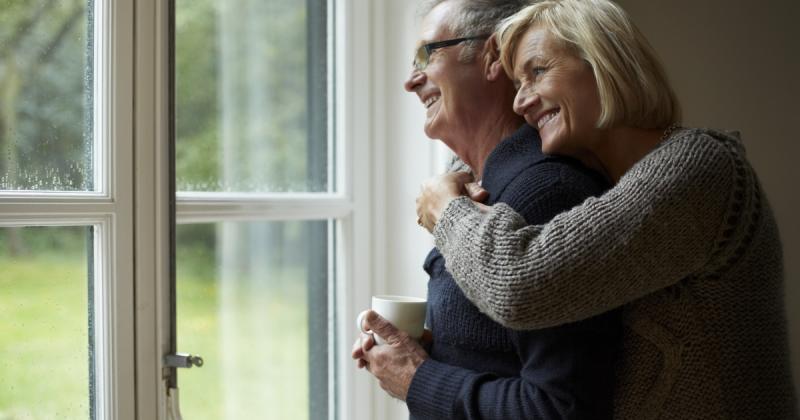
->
[356,309,373,335]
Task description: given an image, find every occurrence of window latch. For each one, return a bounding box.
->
[164,353,204,369]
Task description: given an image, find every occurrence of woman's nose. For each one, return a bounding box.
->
[513,86,538,116]
[404,68,425,92]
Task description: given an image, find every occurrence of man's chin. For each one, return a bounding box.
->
[423,123,438,140]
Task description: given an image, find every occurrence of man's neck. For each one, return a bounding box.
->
[444,112,523,180]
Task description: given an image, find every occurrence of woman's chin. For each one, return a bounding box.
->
[540,135,561,155]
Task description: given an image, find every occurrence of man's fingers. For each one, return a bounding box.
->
[352,339,363,359]
[363,310,405,345]
[360,332,375,353]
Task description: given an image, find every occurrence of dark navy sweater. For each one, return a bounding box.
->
[407,124,621,420]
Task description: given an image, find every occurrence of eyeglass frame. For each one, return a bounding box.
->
[413,35,490,71]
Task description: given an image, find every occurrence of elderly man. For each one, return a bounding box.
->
[353,0,622,418]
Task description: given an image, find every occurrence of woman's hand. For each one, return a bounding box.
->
[351,310,429,401]
[416,172,489,232]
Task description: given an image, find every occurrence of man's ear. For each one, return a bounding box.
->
[483,34,505,81]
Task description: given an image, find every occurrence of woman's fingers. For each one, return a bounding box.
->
[416,172,475,232]
[465,182,489,202]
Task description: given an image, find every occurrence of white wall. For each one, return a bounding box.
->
[368,1,800,418]
[370,0,450,301]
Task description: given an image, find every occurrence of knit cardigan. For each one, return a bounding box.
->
[433,128,798,419]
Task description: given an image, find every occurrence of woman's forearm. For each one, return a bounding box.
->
[433,134,736,329]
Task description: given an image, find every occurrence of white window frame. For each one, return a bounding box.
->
[0,0,136,418]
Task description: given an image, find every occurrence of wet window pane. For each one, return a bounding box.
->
[0,226,93,418]
[176,221,329,420]
[0,1,93,191]
[175,0,329,193]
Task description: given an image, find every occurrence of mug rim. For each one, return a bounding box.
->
[373,294,426,303]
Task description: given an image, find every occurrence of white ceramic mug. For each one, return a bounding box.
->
[356,295,427,345]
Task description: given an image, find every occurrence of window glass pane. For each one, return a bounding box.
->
[176,221,329,420]
[0,225,93,418]
[175,0,329,193]
[0,1,93,191]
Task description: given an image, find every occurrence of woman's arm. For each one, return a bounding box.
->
[432,132,738,329]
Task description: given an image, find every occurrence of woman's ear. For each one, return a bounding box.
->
[483,34,505,81]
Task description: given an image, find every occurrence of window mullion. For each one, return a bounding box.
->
[176,196,352,223]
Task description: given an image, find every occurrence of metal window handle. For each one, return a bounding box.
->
[165,353,204,368]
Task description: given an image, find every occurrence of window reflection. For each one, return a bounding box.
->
[175,0,328,193]
[176,221,328,420]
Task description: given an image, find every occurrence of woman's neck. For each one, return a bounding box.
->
[589,126,669,184]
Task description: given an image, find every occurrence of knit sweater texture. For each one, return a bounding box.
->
[407,124,621,419]
[433,128,798,419]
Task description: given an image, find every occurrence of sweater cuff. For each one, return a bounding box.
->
[433,196,477,253]
[406,359,472,419]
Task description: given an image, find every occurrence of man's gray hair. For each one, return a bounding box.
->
[417,0,531,61]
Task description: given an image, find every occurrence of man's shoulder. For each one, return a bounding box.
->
[506,155,609,199]
[493,156,609,224]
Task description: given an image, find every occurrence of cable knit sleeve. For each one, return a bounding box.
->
[433,130,739,329]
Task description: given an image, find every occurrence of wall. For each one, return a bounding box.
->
[371,0,800,418]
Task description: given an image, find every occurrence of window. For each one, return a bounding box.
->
[0,0,136,418]
[173,1,344,419]
[1,0,375,418]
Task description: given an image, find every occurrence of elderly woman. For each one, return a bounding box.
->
[410,0,798,418]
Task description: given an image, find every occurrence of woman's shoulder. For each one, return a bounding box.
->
[610,127,752,225]
[659,127,747,163]
[633,127,748,184]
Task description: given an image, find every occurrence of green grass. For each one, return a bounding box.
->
[0,250,310,420]
[0,254,90,420]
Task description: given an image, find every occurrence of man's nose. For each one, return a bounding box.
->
[404,68,425,92]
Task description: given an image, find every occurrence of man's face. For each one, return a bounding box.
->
[403,1,487,140]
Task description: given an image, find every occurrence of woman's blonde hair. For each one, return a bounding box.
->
[497,0,681,129]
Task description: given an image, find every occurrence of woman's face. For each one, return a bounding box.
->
[511,26,603,157]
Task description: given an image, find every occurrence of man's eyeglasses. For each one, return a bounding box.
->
[413,35,489,71]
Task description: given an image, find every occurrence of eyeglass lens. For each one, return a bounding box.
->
[414,46,428,70]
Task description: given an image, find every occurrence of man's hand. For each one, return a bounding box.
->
[350,310,429,400]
